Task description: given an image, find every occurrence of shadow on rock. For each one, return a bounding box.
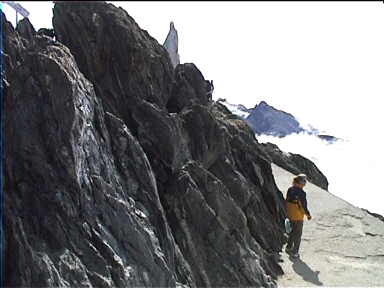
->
[289,257,323,286]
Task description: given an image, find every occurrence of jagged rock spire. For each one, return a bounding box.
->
[163,21,180,68]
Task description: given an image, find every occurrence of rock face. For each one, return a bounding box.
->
[245,101,304,137]
[163,21,180,68]
[15,17,36,41]
[261,142,329,191]
[4,2,288,287]
[5,14,180,287]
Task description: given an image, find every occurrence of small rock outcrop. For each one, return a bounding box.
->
[261,142,329,190]
[4,2,289,287]
[37,28,55,38]
[163,21,180,68]
[167,63,211,113]
[362,209,384,223]
[15,17,36,41]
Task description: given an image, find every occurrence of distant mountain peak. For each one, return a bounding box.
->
[258,100,268,106]
[222,99,339,142]
[246,101,304,137]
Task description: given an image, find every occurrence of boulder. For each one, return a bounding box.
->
[261,142,329,190]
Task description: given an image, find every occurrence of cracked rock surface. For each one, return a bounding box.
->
[273,164,384,287]
[3,2,287,287]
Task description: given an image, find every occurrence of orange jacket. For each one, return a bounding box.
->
[286,200,306,221]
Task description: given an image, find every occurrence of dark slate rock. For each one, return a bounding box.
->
[167,63,211,113]
[4,14,184,287]
[15,17,36,41]
[3,2,291,286]
[163,161,280,287]
[52,1,173,110]
[362,209,384,223]
[261,142,329,190]
[37,28,55,38]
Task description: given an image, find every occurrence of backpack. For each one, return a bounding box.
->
[286,198,306,221]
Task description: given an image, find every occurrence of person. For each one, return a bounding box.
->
[285,174,312,258]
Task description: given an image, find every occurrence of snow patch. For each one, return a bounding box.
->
[218,99,250,119]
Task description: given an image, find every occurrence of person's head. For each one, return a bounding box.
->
[293,174,307,188]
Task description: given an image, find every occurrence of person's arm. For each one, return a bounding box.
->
[299,192,311,217]
[286,188,293,202]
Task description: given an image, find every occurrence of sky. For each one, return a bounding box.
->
[2,1,384,214]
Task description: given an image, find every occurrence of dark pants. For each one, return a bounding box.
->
[287,220,304,254]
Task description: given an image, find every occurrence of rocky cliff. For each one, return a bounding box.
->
[3,2,289,287]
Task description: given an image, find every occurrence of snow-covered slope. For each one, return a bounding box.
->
[272,164,384,287]
[217,98,251,118]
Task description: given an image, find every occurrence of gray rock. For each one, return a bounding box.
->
[3,2,291,287]
[362,209,384,223]
[163,21,180,68]
[167,63,211,113]
[4,13,182,287]
[261,142,329,190]
[15,17,36,41]
[37,28,55,39]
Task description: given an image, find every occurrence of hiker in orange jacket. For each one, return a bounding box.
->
[285,174,312,258]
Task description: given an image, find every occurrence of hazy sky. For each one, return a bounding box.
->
[3,2,383,138]
[2,2,384,213]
